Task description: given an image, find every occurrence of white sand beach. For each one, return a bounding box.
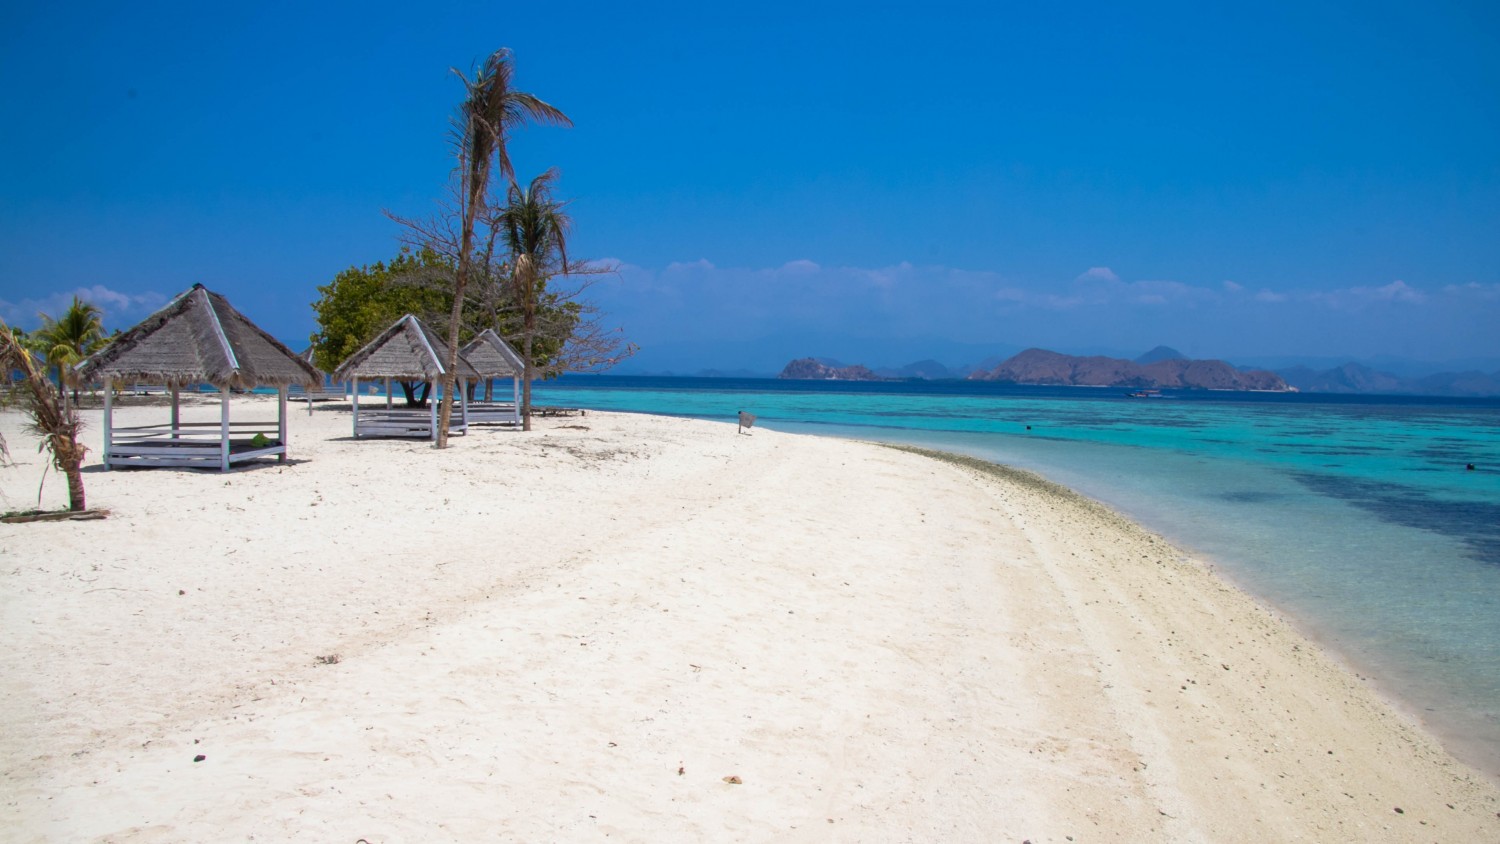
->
[2,397,1497,842]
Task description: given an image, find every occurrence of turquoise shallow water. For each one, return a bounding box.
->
[535,376,1500,775]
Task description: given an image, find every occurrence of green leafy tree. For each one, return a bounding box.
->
[35,296,104,405]
[388,198,621,397]
[308,249,452,406]
[435,48,570,448]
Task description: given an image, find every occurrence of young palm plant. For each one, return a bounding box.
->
[0,320,89,512]
[500,169,572,431]
[36,296,105,406]
[436,48,570,448]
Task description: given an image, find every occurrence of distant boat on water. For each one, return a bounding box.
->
[1126,389,1167,398]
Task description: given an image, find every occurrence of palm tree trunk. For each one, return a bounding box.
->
[522,331,534,432]
[435,291,462,448]
[62,453,86,511]
[520,264,537,432]
[436,269,467,447]
[1,323,89,512]
[438,198,483,448]
[436,124,495,448]
[46,432,87,511]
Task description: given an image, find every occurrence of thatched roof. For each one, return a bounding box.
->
[460,328,525,378]
[77,284,323,389]
[332,314,480,382]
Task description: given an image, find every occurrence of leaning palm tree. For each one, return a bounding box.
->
[435,48,571,448]
[0,320,88,511]
[500,168,572,432]
[36,296,104,406]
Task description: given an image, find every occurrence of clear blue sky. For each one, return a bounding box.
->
[3,1,1497,372]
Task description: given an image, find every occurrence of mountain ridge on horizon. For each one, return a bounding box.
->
[965,348,1290,391]
[777,348,1291,391]
[743,348,1500,397]
[610,338,1500,397]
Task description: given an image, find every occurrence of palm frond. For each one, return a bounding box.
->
[454,49,573,190]
[34,296,105,376]
[0,319,87,479]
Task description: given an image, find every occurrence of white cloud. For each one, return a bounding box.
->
[1309,279,1428,309]
[1129,279,1215,306]
[589,258,1499,363]
[597,257,639,274]
[0,284,167,330]
[779,259,821,275]
[1075,266,1120,283]
[664,259,715,274]
[981,273,1216,310]
[1376,280,1424,303]
[1442,282,1500,300]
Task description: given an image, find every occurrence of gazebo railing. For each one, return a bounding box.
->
[102,385,290,471]
[466,401,520,425]
[466,377,521,426]
[105,421,287,469]
[352,407,469,438]
[348,377,470,441]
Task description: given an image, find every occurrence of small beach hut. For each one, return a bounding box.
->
[76,284,323,471]
[459,328,524,426]
[332,314,478,441]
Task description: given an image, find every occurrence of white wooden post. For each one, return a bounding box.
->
[484,379,493,402]
[351,376,360,438]
[102,379,114,470]
[512,377,519,411]
[219,387,231,472]
[277,386,288,462]
[460,379,469,426]
[170,386,180,439]
[429,381,438,442]
[385,377,392,409]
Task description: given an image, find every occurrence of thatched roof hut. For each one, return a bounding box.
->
[74,284,321,472]
[459,328,525,426]
[331,314,478,441]
[78,284,321,390]
[333,314,480,383]
[460,329,525,378]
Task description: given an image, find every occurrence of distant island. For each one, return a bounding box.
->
[968,348,1291,391]
[1277,362,1500,397]
[778,358,883,381]
[779,347,1292,391]
[766,347,1500,395]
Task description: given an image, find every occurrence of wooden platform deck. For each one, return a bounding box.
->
[352,407,469,439]
[104,421,288,470]
[466,401,521,426]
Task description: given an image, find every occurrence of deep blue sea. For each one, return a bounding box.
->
[533,375,1500,775]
